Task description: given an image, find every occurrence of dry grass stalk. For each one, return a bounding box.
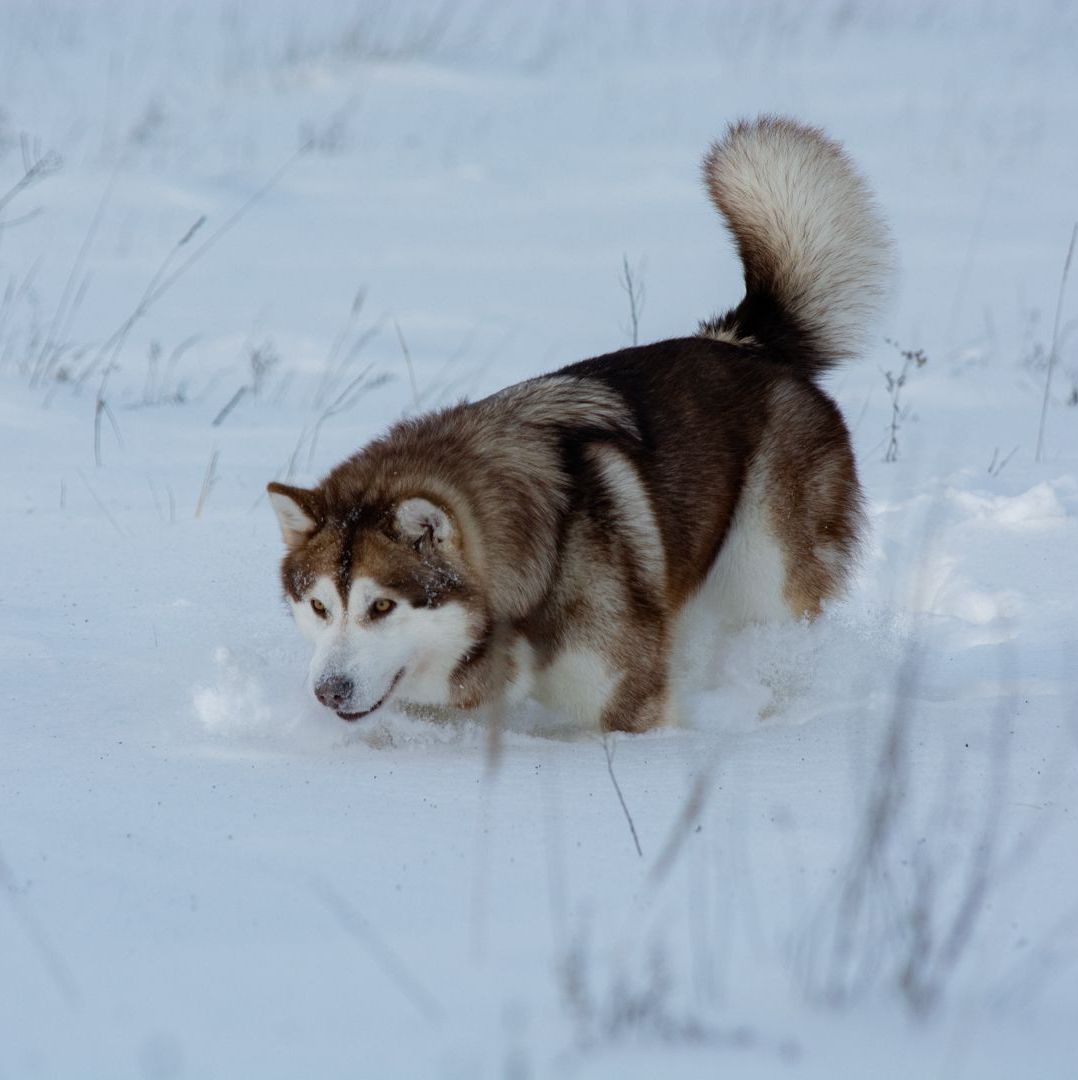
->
[1035,221,1077,462]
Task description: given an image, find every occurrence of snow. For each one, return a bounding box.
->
[2,1,1077,1076]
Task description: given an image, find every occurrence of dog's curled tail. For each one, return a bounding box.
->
[699,115,894,378]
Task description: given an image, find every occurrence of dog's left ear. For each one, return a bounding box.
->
[267,482,324,548]
[395,497,455,551]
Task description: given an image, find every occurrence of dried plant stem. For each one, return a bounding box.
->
[31,163,118,387]
[1035,222,1077,463]
[882,341,927,463]
[194,448,220,518]
[211,385,248,427]
[314,287,367,407]
[93,388,123,468]
[0,141,61,218]
[84,214,207,389]
[602,736,643,858]
[305,363,379,469]
[394,320,421,410]
[647,761,718,890]
[619,254,644,347]
[79,141,311,389]
[483,621,512,774]
[128,140,310,322]
[76,470,124,536]
[987,445,1019,477]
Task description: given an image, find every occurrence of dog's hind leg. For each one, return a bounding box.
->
[602,679,672,733]
[761,381,865,619]
[600,646,674,733]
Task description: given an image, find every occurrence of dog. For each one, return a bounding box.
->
[267,116,893,732]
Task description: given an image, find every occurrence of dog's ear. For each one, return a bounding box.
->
[267,483,324,548]
[394,497,455,551]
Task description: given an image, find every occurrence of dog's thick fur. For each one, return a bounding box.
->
[268,116,893,732]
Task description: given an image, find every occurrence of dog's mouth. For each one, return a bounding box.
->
[336,669,405,722]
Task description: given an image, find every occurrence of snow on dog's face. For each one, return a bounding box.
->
[267,483,485,721]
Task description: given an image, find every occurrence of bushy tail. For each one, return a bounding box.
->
[698,116,894,378]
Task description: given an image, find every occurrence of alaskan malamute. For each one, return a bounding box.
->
[268,116,893,732]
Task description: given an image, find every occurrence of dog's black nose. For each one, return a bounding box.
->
[315,675,353,709]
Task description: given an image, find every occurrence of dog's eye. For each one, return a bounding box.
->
[310,598,328,618]
[370,598,396,618]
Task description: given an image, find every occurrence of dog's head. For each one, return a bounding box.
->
[267,482,485,721]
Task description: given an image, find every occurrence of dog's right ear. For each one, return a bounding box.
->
[267,483,324,548]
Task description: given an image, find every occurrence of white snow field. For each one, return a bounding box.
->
[2,1,1077,1076]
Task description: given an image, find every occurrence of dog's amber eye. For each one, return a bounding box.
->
[370,598,396,617]
[310,598,328,618]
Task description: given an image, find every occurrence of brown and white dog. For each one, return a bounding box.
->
[268,116,893,732]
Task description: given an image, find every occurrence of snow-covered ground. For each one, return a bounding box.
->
[2,1,1077,1076]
